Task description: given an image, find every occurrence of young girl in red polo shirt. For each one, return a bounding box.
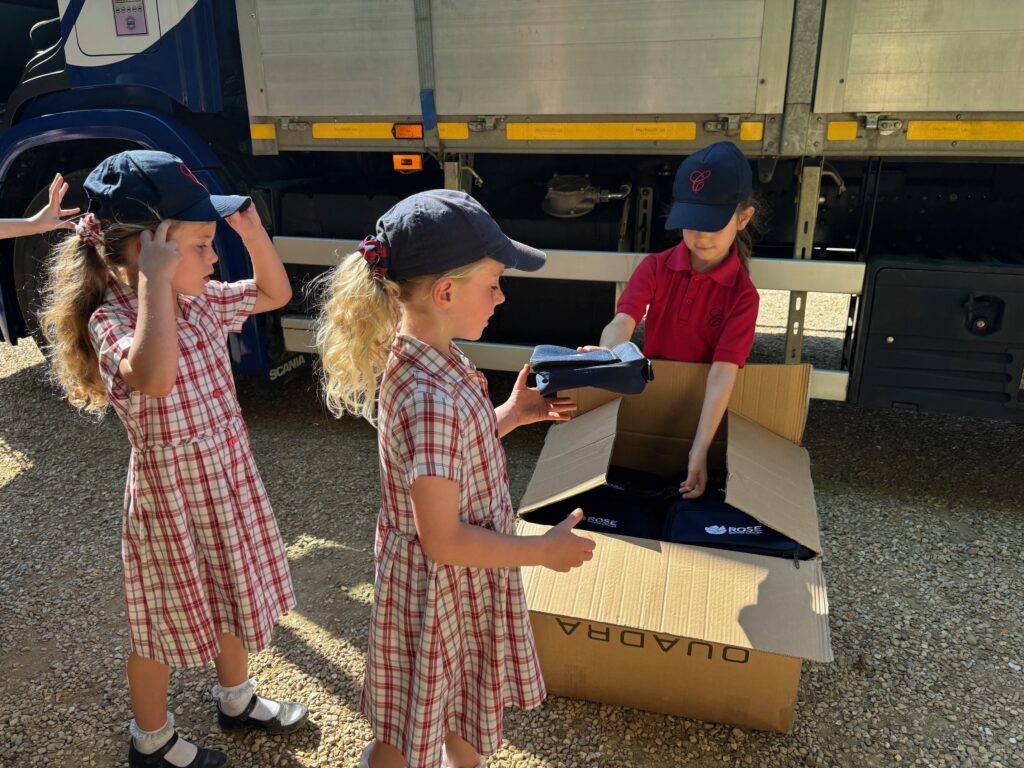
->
[591,141,759,499]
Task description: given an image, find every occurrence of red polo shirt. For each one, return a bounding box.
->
[616,242,759,366]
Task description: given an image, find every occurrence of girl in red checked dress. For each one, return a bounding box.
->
[39,151,307,768]
[591,141,761,500]
[314,190,596,768]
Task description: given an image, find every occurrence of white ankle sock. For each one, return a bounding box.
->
[442,745,487,768]
[213,678,281,720]
[130,714,198,767]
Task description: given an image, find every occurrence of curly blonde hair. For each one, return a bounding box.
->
[39,219,157,412]
[313,252,485,424]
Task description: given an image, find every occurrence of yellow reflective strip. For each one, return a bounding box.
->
[907,121,1024,141]
[827,121,858,141]
[249,123,277,140]
[438,122,469,140]
[740,122,764,141]
[506,122,696,141]
[311,122,396,140]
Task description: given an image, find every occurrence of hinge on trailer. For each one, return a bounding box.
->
[279,118,311,132]
[860,114,903,136]
[703,115,741,133]
[468,116,505,133]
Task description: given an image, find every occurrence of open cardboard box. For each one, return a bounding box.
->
[515,360,833,732]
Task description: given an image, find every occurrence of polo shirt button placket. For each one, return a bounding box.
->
[688,278,700,307]
[680,280,697,323]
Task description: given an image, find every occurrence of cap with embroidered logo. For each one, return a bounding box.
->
[665,141,752,233]
[83,150,251,222]
[373,189,546,281]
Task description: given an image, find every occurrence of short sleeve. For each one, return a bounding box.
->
[88,307,136,400]
[615,253,659,325]
[394,389,463,487]
[712,288,760,367]
[201,279,258,334]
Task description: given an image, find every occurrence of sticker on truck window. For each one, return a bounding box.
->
[112,0,149,36]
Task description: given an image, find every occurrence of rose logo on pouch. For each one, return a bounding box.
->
[705,525,727,535]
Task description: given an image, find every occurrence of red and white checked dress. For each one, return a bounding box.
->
[361,335,545,767]
[88,277,295,668]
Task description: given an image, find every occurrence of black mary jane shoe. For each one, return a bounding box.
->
[217,694,308,735]
[128,732,229,768]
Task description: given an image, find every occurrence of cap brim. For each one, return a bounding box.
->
[665,201,735,233]
[172,194,251,222]
[492,237,547,272]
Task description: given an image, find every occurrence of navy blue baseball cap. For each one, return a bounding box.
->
[83,150,251,222]
[665,141,752,232]
[375,189,546,281]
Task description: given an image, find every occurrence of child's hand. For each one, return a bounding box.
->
[27,173,80,233]
[541,509,595,572]
[679,452,708,499]
[576,345,609,352]
[226,204,267,243]
[138,221,181,282]
[505,364,575,427]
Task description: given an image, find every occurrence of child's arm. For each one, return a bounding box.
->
[118,222,182,397]
[581,254,655,351]
[226,206,292,313]
[679,361,738,498]
[597,312,636,349]
[494,365,575,437]
[412,476,594,571]
[680,288,758,497]
[0,173,79,239]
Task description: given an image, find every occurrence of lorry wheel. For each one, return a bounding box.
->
[11,169,90,345]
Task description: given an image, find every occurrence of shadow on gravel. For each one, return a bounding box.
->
[0,356,130,649]
[219,719,324,766]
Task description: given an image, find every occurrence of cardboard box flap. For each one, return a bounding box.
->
[727,363,812,445]
[570,362,812,445]
[518,520,833,663]
[724,413,821,555]
[519,399,621,514]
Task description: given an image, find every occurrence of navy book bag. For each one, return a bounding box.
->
[529,342,654,396]
[521,466,672,539]
[662,499,816,561]
[523,466,815,561]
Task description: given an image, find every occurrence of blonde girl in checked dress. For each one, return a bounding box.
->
[314,190,596,768]
[39,151,307,768]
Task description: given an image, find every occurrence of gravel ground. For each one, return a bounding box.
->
[1,292,1022,768]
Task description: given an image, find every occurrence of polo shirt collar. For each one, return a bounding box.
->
[665,242,741,287]
[393,333,475,385]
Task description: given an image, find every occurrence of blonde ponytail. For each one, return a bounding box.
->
[314,251,402,423]
[39,218,157,412]
[314,253,489,424]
